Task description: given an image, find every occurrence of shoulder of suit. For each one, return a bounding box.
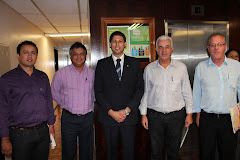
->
[124,55,140,64]
[125,55,137,60]
[97,56,112,63]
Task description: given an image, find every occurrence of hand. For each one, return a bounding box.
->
[1,137,12,156]
[185,114,193,127]
[196,112,200,127]
[141,115,148,130]
[108,109,126,123]
[49,124,55,138]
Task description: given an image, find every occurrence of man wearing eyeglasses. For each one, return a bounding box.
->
[139,35,193,160]
[193,33,240,160]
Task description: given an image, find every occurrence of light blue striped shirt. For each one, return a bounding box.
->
[193,57,240,114]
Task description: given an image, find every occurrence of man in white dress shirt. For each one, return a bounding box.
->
[139,35,193,160]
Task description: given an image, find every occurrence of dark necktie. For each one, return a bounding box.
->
[116,59,121,81]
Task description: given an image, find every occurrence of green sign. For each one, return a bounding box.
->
[107,25,150,59]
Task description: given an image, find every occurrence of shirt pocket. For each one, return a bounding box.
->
[228,74,238,90]
[170,80,181,93]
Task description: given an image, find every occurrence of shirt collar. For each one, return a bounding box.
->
[17,65,37,75]
[112,54,124,62]
[208,56,227,66]
[70,64,87,72]
[156,58,175,68]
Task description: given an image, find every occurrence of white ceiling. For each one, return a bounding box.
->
[3,0,90,46]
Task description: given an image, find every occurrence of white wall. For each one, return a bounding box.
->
[0,0,62,83]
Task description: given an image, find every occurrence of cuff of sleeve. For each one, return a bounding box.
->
[0,129,9,139]
[186,106,193,114]
[127,102,134,110]
[140,109,147,115]
[193,107,201,113]
[104,103,113,113]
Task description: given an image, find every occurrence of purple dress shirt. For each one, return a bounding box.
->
[51,65,95,115]
[0,65,56,138]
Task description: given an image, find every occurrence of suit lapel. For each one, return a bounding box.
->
[121,55,130,82]
[107,56,119,81]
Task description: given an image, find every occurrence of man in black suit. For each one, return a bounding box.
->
[95,31,144,160]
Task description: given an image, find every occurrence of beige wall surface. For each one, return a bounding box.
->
[0,0,62,83]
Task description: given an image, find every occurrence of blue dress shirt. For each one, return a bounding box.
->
[193,57,240,114]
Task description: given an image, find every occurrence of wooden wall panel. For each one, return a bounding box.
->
[229,0,240,51]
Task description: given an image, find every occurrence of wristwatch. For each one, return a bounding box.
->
[124,109,129,116]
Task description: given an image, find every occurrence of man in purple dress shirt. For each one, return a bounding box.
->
[0,41,55,160]
[0,77,5,160]
[51,42,95,160]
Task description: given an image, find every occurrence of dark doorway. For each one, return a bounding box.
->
[54,48,59,71]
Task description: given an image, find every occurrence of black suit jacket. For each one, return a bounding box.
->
[94,55,144,126]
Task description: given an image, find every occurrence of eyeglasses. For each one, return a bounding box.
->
[208,43,225,48]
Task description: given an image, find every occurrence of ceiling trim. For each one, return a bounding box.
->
[31,0,67,41]
[31,0,59,33]
[45,33,90,37]
[77,0,82,32]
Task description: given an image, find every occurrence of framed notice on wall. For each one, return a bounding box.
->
[107,25,150,59]
[102,17,156,67]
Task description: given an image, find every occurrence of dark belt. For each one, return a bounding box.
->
[63,108,83,116]
[10,122,46,130]
[201,110,230,118]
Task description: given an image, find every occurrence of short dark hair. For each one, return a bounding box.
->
[207,33,226,46]
[225,48,240,61]
[17,41,38,55]
[109,31,126,42]
[69,42,87,55]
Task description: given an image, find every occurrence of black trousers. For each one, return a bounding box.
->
[148,108,185,160]
[0,139,5,160]
[9,123,50,160]
[61,110,94,160]
[199,111,238,160]
[103,125,136,160]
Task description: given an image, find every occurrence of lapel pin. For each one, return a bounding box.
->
[127,65,129,67]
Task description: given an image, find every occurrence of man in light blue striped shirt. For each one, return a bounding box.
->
[193,33,240,160]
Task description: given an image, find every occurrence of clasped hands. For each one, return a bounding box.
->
[108,108,130,123]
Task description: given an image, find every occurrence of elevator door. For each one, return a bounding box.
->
[165,21,229,86]
[165,21,229,156]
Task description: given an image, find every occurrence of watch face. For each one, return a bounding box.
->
[125,109,129,115]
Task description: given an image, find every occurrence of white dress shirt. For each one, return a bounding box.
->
[112,54,124,76]
[139,59,193,115]
[193,57,240,114]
